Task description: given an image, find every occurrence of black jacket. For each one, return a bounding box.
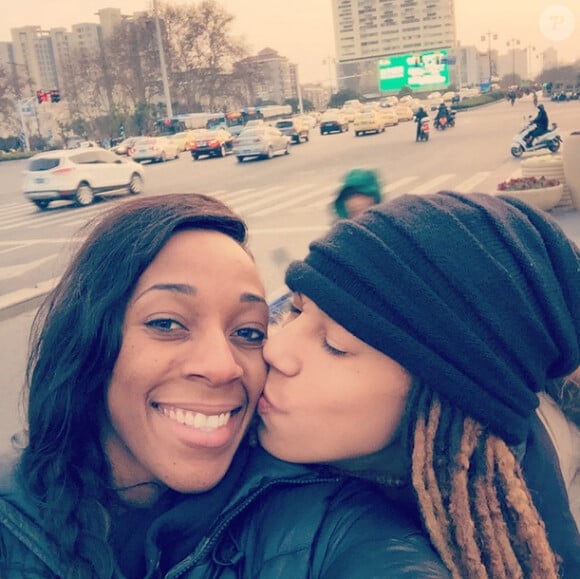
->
[0,445,450,578]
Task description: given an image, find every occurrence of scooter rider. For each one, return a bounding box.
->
[414,106,428,141]
[435,102,449,128]
[526,103,549,145]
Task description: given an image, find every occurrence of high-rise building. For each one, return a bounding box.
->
[331,0,456,94]
[10,26,59,94]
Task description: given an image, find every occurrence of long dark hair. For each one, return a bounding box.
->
[19,194,247,577]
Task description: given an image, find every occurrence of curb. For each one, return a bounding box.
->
[0,278,59,322]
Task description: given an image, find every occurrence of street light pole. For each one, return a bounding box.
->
[152,0,173,118]
[480,31,497,87]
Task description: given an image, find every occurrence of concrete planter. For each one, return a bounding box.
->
[562,132,580,209]
[497,183,563,211]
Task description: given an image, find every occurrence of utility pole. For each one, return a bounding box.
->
[153,0,173,118]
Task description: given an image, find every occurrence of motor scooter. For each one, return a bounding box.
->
[416,116,430,141]
[434,114,448,130]
[510,117,562,158]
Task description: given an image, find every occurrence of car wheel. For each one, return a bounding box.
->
[304,134,309,142]
[193,153,199,160]
[34,200,50,210]
[237,156,245,163]
[74,183,95,207]
[219,145,226,157]
[284,143,290,155]
[160,151,167,163]
[266,147,273,159]
[129,173,143,195]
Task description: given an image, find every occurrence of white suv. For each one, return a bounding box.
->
[22,148,145,210]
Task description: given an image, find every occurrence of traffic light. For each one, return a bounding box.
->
[50,90,61,103]
[119,124,125,138]
[36,90,49,104]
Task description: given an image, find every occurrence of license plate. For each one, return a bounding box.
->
[34,177,46,184]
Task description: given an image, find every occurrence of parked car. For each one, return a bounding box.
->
[274,117,310,144]
[22,148,144,210]
[233,127,291,162]
[353,110,384,136]
[320,111,349,135]
[131,136,179,163]
[189,128,234,160]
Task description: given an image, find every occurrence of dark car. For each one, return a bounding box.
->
[274,118,310,144]
[320,111,349,135]
[189,129,234,160]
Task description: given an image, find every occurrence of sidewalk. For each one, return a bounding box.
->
[2,208,580,321]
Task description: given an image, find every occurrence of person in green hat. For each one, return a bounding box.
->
[333,168,383,219]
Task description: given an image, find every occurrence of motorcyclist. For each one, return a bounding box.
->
[435,102,449,128]
[526,103,549,146]
[414,106,428,141]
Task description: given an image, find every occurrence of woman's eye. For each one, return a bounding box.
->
[234,327,266,345]
[288,304,302,316]
[322,340,347,357]
[145,318,185,333]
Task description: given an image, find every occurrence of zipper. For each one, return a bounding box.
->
[165,475,340,579]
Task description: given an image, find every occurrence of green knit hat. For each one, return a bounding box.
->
[334,169,382,218]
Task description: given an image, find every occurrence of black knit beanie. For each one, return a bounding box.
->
[285,192,580,444]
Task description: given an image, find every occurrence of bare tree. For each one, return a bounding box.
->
[157,0,250,111]
[0,66,19,134]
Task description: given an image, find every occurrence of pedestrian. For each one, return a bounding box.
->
[333,168,383,219]
[259,191,580,578]
[0,194,449,577]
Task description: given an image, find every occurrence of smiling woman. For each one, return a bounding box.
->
[0,193,450,578]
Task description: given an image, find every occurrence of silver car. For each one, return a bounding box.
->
[233,127,291,162]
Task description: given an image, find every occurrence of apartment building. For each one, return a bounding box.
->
[331,0,456,94]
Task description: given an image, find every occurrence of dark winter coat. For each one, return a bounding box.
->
[0,445,450,578]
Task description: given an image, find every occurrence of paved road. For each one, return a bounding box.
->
[2,96,580,451]
[6,96,580,303]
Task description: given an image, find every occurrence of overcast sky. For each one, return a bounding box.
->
[1,1,578,83]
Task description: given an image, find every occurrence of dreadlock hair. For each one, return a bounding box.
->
[17,193,248,578]
[401,381,560,579]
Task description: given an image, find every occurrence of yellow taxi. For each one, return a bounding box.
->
[353,110,384,136]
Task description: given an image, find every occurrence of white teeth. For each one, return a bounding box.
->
[158,406,232,431]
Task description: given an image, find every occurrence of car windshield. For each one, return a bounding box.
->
[28,158,61,171]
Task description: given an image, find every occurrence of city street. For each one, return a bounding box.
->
[2,96,580,450]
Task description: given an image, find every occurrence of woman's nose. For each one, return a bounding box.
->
[184,332,244,385]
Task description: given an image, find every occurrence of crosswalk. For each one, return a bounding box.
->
[0,169,517,234]
[0,168,520,291]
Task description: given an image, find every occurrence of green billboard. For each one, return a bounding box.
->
[378,50,450,92]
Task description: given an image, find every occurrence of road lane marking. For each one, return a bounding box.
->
[411,174,456,195]
[0,254,57,281]
[454,172,491,192]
